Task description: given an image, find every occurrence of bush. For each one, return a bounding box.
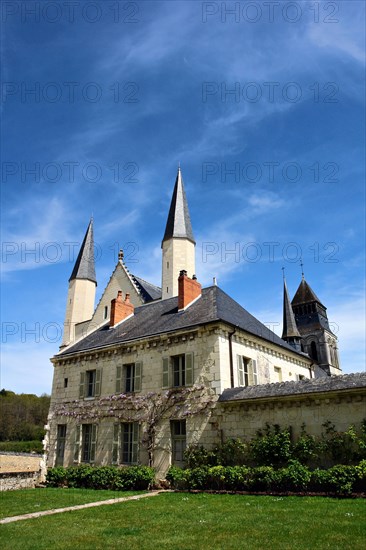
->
[184,445,217,468]
[275,461,311,492]
[250,424,292,466]
[46,465,155,490]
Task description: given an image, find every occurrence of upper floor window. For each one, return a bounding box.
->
[237,356,258,386]
[162,353,194,388]
[79,369,102,399]
[104,306,108,320]
[116,362,142,393]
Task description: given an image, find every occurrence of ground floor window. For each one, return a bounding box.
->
[171,420,186,467]
[73,424,97,463]
[112,422,139,464]
[55,424,67,466]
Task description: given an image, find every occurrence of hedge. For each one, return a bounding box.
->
[46,465,155,490]
[166,460,366,496]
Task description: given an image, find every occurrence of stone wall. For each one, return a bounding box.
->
[0,471,42,491]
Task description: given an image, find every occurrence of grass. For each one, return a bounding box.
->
[0,488,143,519]
[0,492,365,549]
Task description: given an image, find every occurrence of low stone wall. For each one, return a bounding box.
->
[0,470,42,491]
[0,453,46,491]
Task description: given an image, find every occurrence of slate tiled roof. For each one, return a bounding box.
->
[132,275,162,302]
[162,168,195,244]
[282,280,301,339]
[219,372,366,402]
[69,220,97,284]
[58,286,306,357]
[292,278,323,306]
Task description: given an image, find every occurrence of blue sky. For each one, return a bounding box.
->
[1,0,365,395]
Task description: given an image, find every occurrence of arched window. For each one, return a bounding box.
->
[310,341,318,361]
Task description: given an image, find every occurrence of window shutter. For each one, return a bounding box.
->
[185,353,194,386]
[112,423,119,464]
[94,369,102,397]
[162,357,170,388]
[79,373,85,399]
[134,362,142,392]
[252,359,258,385]
[116,365,122,394]
[237,356,244,386]
[90,424,97,462]
[73,425,80,462]
[132,423,139,464]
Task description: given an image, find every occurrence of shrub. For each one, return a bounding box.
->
[275,461,311,492]
[46,465,154,490]
[215,439,248,466]
[184,445,217,468]
[0,440,44,453]
[250,424,292,466]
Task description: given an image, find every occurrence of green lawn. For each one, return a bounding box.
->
[0,488,143,519]
[0,492,365,549]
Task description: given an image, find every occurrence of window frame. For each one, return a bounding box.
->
[171,420,187,467]
[162,353,194,389]
[112,422,139,465]
[237,356,258,387]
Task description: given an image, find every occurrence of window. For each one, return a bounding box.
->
[55,424,67,466]
[74,424,97,463]
[112,422,139,464]
[79,369,102,399]
[64,378,68,388]
[104,306,108,319]
[296,374,305,381]
[116,362,142,393]
[310,341,318,361]
[162,353,194,388]
[237,356,258,386]
[274,367,282,382]
[171,420,186,467]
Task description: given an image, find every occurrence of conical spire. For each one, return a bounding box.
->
[282,279,301,339]
[69,219,97,284]
[162,167,195,245]
[292,278,323,307]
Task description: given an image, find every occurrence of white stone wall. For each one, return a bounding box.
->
[162,239,195,299]
[62,279,96,345]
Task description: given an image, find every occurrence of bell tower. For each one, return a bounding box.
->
[61,219,97,347]
[161,167,196,299]
[291,276,341,376]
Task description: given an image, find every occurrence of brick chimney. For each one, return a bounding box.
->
[178,270,202,310]
[110,291,134,327]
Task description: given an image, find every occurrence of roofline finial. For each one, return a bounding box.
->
[282,266,286,282]
[300,258,305,280]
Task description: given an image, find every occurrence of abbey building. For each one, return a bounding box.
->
[46,169,365,476]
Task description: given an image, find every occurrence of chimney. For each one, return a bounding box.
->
[178,270,202,310]
[110,291,134,327]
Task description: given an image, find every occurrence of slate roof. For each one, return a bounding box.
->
[282,280,301,339]
[132,275,162,302]
[162,168,195,244]
[292,278,323,307]
[69,220,97,284]
[219,372,366,402]
[59,286,307,357]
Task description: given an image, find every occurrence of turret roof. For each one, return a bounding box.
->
[282,280,301,339]
[162,167,195,245]
[69,219,97,284]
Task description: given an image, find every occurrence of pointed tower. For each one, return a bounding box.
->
[282,279,302,352]
[61,219,97,347]
[161,167,196,299]
[291,277,341,376]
